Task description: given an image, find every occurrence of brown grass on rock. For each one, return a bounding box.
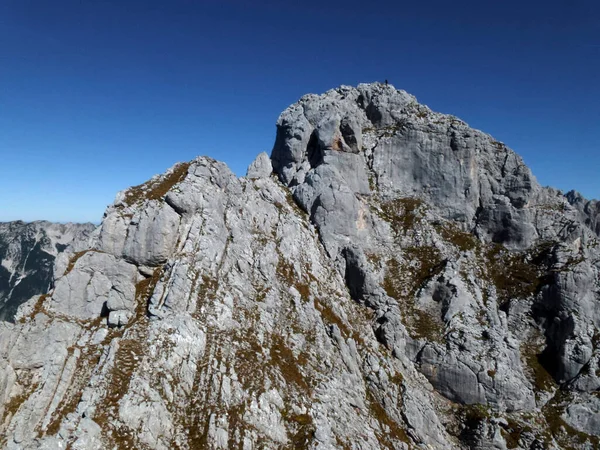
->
[122,162,191,207]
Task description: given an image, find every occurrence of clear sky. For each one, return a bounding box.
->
[1,0,598,223]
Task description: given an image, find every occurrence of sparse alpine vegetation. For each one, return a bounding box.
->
[1,83,599,449]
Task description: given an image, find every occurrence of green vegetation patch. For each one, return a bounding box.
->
[463,403,492,422]
[368,173,377,192]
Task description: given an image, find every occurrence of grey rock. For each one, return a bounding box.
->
[564,395,600,436]
[246,151,273,179]
[566,190,600,237]
[49,251,138,321]
[2,83,600,449]
[1,155,444,449]
[122,201,181,266]
[272,83,545,250]
[271,82,600,445]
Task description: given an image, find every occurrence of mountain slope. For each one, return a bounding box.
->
[1,83,599,449]
[0,221,96,322]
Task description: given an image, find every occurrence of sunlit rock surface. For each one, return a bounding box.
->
[1,83,599,449]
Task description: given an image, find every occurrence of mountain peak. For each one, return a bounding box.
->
[1,84,600,449]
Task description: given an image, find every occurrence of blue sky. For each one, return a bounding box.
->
[0,0,598,223]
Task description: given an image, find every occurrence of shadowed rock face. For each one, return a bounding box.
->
[0,221,95,322]
[0,83,599,449]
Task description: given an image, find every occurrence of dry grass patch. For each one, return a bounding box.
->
[282,410,315,449]
[521,339,556,394]
[314,299,351,338]
[484,244,547,304]
[383,246,446,342]
[380,197,425,233]
[269,334,310,392]
[64,249,102,276]
[133,267,163,320]
[366,390,411,448]
[1,381,36,426]
[45,346,103,436]
[277,257,310,302]
[94,338,145,448]
[500,417,533,449]
[17,294,48,323]
[122,162,191,207]
[435,222,478,252]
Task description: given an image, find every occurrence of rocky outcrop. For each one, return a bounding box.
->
[0,83,599,449]
[271,83,600,447]
[246,151,273,179]
[1,156,450,449]
[0,221,95,321]
[566,190,600,237]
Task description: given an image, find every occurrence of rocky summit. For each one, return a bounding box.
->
[1,83,599,449]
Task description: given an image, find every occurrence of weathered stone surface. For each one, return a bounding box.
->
[121,201,181,266]
[49,251,138,321]
[246,151,273,179]
[1,155,447,449]
[271,83,547,250]
[1,83,599,449]
[271,83,600,446]
[564,395,600,436]
[567,190,600,237]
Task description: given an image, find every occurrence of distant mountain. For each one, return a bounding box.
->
[0,221,96,321]
[1,83,599,449]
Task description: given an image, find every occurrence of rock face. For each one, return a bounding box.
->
[1,83,599,449]
[0,221,96,321]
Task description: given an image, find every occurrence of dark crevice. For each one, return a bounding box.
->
[339,119,358,153]
[164,195,185,216]
[500,153,510,178]
[306,130,323,169]
[100,301,110,318]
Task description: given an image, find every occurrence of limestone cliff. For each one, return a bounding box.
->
[1,83,599,449]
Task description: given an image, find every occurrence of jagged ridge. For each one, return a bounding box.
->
[0,83,599,449]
